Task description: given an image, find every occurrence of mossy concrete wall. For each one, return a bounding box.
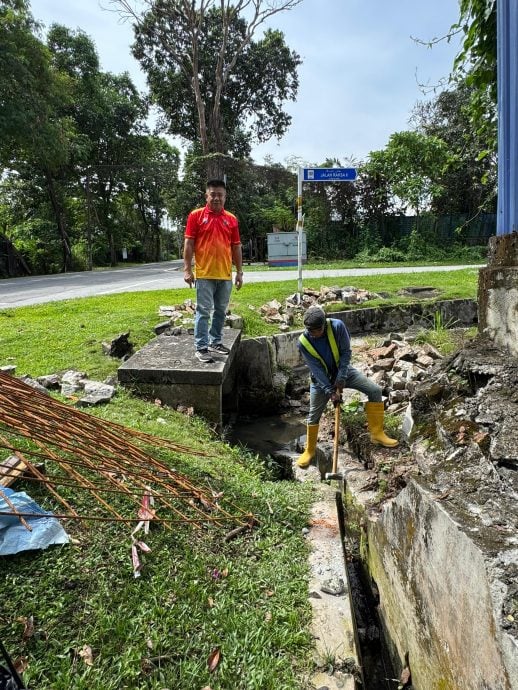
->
[478,232,518,357]
[365,473,517,690]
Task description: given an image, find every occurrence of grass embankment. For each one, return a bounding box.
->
[0,395,313,689]
[0,268,479,689]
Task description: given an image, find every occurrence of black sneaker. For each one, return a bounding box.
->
[195,348,214,363]
[208,343,231,355]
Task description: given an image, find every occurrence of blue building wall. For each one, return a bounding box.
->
[497,0,518,235]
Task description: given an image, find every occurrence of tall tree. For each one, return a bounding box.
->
[411,83,496,216]
[0,3,80,270]
[367,131,451,220]
[128,136,181,261]
[451,0,496,149]
[453,0,496,101]
[111,0,301,177]
[0,0,57,163]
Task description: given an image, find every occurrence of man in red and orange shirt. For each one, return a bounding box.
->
[183,179,243,363]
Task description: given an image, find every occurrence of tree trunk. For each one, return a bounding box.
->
[153,220,161,261]
[109,230,117,266]
[0,233,31,277]
[45,170,72,272]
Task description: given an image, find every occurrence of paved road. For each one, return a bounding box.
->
[0,261,483,308]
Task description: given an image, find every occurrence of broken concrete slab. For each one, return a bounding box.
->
[19,376,48,394]
[77,381,116,407]
[118,329,241,425]
[36,374,61,389]
[102,332,134,358]
[0,365,16,375]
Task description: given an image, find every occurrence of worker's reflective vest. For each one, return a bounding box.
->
[298,319,340,375]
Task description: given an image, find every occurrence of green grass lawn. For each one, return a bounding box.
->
[0,268,479,373]
[0,268,480,689]
[243,257,485,271]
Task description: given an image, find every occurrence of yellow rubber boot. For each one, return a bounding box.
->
[297,424,319,468]
[365,402,399,448]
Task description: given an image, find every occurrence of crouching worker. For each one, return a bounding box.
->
[297,306,398,468]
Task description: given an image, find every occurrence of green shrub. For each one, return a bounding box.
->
[448,243,488,262]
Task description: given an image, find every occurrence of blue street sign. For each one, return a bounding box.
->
[303,167,357,182]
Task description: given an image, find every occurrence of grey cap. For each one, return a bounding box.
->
[303,306,326,329]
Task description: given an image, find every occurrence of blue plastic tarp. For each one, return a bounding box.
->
[0,488,69,555]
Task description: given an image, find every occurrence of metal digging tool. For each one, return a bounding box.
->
[325,401,344,485]
[0,639,28,689]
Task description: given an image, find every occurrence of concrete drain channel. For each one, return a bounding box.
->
[336,492,396,689]
[230,415,396,689]
[301,476,396,690]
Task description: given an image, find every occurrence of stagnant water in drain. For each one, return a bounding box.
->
[227,413,305,459]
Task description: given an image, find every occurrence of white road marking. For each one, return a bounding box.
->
[96,278,169,295]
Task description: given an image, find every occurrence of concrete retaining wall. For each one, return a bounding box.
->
[367,476,517,690]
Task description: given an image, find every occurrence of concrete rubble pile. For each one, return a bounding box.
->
[156,300,244,335]
[0,365,116,407]
[258,286,379,330]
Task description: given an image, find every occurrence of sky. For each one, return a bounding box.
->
[29,0,463,166]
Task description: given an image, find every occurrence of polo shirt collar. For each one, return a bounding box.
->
[205,204,224,216]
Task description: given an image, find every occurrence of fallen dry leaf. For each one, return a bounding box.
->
[78,644,94,666]
[207,597,215,608]
[221,567,229,578]
[21,615,34,641]
[138,506,156,521]
[14,656,29,674]
[146,638,154,650]
[207,647,221,673]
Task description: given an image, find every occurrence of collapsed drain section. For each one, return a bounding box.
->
[336,491,396,690]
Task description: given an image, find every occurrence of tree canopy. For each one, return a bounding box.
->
[116,0,301,176]
[0,0,497,276]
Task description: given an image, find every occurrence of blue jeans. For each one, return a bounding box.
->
[307,366,382,425]
[194,278,233,351]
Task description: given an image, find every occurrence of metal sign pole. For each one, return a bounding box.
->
[295,167,357,301]
[296,167,304,300]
